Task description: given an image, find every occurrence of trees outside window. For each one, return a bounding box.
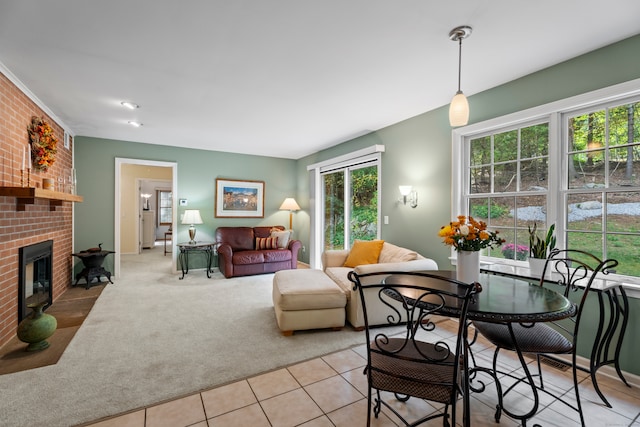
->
[565,100,640,276]
[456,93,640,278]
[322,163,379,251]
[467,122,550,259]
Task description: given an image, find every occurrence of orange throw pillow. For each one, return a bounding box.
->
[343,240,385,268]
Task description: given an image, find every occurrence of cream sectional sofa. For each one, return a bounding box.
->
[322,242,438,329]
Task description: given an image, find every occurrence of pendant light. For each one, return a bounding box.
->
[449,26,472,127]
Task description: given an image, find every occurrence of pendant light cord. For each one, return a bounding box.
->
[457,37,463,93]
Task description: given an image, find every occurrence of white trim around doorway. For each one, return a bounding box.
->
[114,158,178,278]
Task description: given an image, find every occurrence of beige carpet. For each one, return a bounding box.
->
[0,248,386,427]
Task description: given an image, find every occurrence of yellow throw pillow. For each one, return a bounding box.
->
[343,240,385,268]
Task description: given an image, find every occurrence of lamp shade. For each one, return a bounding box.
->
[398,185,413,196]
[181,209,203,225]
[279,198,300,211]
[449,91,469,127]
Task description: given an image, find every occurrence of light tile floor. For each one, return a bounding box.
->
[83,319,639,427]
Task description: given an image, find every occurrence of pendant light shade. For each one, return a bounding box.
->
[449,91,469,127]
[449,26,472,127]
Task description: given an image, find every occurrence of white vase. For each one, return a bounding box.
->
[528,257,547,277]
[456,250,480,284]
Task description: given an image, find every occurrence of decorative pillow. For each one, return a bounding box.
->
[378,242,418,263]
[343,239,385,268]
[255,237,278,250]
[270,229,292,249]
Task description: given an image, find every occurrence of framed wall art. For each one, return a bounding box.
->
[215,178,265,218]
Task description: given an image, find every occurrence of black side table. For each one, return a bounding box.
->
[177,242,215,279]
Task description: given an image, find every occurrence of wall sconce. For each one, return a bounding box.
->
[141,193,151,211]
[399,185,418,208]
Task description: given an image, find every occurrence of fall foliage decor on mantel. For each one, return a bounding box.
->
[27,116,58,172]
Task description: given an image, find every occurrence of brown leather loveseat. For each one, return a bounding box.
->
[215,226,301,278]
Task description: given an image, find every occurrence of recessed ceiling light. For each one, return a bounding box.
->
[121,101,139,109]
[128,121,143,127]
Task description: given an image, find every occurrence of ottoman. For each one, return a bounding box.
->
[272,269,347,336]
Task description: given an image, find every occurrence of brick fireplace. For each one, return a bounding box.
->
[0,71,75,347]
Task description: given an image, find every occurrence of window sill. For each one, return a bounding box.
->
[450,256,640,299]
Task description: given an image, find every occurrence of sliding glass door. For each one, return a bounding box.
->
[323,170,345,250]
[322,163,379,250]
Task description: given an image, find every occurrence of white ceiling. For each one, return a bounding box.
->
[1,1,640,160]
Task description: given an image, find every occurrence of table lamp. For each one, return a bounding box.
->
[181,209,203,244]
[279,198,300,230]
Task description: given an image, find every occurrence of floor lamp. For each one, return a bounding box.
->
[279,198,300,230]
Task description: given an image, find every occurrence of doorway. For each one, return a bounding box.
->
[138,179,172,253]
[114,158,177,278]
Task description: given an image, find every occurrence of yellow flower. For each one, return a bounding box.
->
[438,214,505,252]
[438,225,453,237]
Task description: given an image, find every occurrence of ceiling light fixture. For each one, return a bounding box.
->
[121,101,139,109]
[128,121,143,127]
[448,25,472,127]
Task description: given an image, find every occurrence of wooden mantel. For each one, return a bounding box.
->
[0,186,83,211]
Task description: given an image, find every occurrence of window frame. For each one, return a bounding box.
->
[307,145,385,269]
[321,160,380,251]
[464,119,555,258]
[452,78,640,283]
[561,97,640,270]
[156,189,173,226]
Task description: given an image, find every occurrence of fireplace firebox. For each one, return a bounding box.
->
[18,240,53,322]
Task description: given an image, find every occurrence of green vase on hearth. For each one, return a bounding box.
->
[17,301,57,351]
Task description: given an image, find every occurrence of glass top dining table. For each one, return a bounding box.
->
[383,270,576,323]
[380,270,577,426]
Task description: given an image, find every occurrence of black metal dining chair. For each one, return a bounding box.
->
[348,270,478,427]
[473,248,618,427]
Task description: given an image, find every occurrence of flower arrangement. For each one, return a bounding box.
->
[27,116,57,172]
[501,243,529,261]
[438,215,505,252]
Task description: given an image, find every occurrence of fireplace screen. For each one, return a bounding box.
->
[18,240,53,322]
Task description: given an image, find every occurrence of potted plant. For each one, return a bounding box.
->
[528,223,556,275]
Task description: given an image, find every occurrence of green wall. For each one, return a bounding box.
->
[74,138,298,258]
